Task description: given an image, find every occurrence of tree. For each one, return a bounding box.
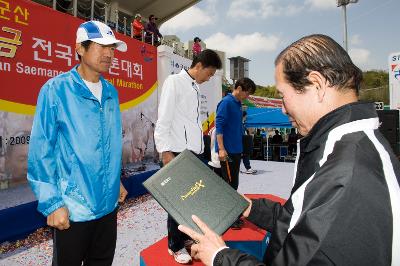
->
[253,85,279,98]
[253,70,389,104]
[359,70,389,104]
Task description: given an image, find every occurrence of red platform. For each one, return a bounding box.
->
[140,194,286,266]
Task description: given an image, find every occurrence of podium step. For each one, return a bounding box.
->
[140,194,285,266]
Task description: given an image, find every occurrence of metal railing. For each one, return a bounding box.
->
[34,0,167,47]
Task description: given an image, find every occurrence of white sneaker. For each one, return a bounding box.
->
[245,168,257,174]
[168,247,192,264]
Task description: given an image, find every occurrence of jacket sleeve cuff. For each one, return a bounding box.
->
[212,246,229,266]
[157,146,172,153]
[41,200,65,217]
[247,198,280,231]
[247,199,261,221]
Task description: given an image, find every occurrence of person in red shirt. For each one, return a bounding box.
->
[132,14,144,40]
[192,37,202,59]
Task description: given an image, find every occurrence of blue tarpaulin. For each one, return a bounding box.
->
[245,107,291,128]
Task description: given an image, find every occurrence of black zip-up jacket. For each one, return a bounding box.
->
[214,102,400,266]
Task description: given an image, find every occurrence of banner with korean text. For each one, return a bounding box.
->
[0,0,158,193]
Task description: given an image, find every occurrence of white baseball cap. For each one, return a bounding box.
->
[76,21,127,52]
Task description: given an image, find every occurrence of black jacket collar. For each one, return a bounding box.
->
[300,102,377,153]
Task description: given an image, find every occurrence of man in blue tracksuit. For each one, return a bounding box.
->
[215,77,256,228]
[28,21,128,266]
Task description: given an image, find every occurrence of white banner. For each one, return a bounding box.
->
[389,52,400,110]
[157,45,222,133]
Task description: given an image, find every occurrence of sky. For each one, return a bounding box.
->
[160,0,399,86]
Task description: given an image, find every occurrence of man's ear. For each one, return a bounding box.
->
[308,71,326,102]
[194,62,203,70]
[76,43,83,57]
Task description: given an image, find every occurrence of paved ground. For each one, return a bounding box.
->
[0,160,294,266]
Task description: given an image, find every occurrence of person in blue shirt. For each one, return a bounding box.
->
[215,77,256,228]
[27,21,128,266]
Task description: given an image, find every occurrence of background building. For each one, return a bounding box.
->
[229,56,250,84]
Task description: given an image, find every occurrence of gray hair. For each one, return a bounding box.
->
[275,34,362,94]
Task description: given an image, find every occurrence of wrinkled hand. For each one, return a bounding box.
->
[119,182,128,203]
[242,194,252,218]
[162,151,175,166]
[178,215,226,266]
[47,207,70,230]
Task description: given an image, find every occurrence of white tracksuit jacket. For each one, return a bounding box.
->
[154,69,204,155]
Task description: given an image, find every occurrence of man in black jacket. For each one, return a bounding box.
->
[178,34,400,266]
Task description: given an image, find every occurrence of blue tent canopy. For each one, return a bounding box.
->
[245,107,291,128]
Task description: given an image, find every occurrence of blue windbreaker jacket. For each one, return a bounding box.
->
[28,66,122,222]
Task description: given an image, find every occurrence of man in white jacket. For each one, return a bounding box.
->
[154,49,222,264]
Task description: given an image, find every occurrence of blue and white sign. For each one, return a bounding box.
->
[389,52,400,110]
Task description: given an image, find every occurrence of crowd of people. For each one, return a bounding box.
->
[246,127,299,161]
[24,19,400,266]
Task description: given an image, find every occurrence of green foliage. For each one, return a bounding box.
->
[253,85,279,98]
[253,70,389,104]
[359,70,389,104]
